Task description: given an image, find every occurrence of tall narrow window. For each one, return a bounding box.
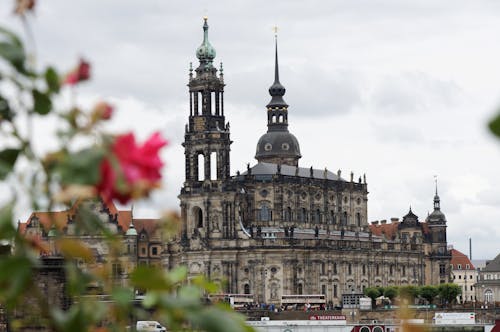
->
[333,263,338,274]
[285,207,292,221]
[198,154,204,181]
[210,151,217,180]
[322,285,326,295]
[315,209,321,223]
[297,283,303,295]
[343,212,348,225]
[334,284,338,297]
[244,283,250,295]
[348,264,352,275]
[194,207,203,228]
[356,212,361,226]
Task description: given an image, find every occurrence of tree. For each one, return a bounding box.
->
[364,287,381,308]
[384,286,398,303]
[438,283,461,307]
[419,285,439,304]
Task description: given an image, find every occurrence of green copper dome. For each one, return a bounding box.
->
[196,17,216,65]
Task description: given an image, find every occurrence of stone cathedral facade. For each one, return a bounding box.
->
[166,19,451,305]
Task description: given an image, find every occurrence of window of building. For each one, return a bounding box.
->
[333,284,338,297]
[333,263,337,274]
[348,264,352,275]
[284,207,292,221]
[362,265,366,275]
[314,209,321,223]
[244,283,250,294]
[330,210,335,224]
[322,285,326,295]
[459,275,462,279]
[152,247,158,256]
[376,264,380,275]
[466,264,470,269]
[320,262,326,275]
[402,266,406,276]
[259,205,270,221]
[194,206,203,228]
[112,263,122,278]
[458,264,462,270]
[300,208,307,222]
[297,283,303,295]
[439,264,446,276]
[356,212,361,227]
[470,286,473,291]
[390,265,393,276]
[470,275,473,279]
[484,289,494,303]
[141,247,146,255]
[342,212,348,225]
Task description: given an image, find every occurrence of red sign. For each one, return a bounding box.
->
[309,315,346,321]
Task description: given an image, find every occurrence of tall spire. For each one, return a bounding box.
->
[267,31,287,108]
[434,176,440,210]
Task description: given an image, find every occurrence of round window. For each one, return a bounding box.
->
[281,143,290,151]
[270,267,277,273]
[264,143,272,151]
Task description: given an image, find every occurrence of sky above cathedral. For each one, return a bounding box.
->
[1,1,500,259]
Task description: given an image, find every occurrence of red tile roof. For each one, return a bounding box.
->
[450,249,475,270]
[18,198,132,235]
[369,222,400,239]
[133,218,160,237]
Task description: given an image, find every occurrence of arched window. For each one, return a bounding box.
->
[348,264,352,275]
[300,208,307,222]
[330,211,335,224]
[297,283,303,295]
[356,212,361,226]
[342,212,348,225]
[193,207,203,228]
[362,265,366,275]
[321,262,326,275]
[244,283,250,295]
[259,205,270,221]
[314,209,321,223]
[284,207,292,221]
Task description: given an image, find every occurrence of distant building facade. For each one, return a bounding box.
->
[475,253,500,305]
[450,248,477,303]
[17,19,453,307]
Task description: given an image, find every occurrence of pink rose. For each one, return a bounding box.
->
[97,132,167,204]
[63,59,91,85]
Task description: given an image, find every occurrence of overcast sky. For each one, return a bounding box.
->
[2,1,500,259]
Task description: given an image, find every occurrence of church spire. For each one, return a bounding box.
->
[434,176,440,210]
[267,33,288,109]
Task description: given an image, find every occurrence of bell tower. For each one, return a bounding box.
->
[183,17,231,187]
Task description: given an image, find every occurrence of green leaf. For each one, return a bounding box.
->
[111,286,134,307]
[57,148,104,186]
[32,89,52,115]
[0,256,34,308]
[0,202,15,240]
[44,66,60,94]
[0,26,26,73]
[0,148,21,180]
[0,94,12,121]
[489,112,500,138]
[131,266,170,291]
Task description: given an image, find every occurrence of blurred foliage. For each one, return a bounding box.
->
[0,4,253,331]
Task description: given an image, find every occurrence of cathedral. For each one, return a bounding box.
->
[17,18,452,308]
[166,18,452,305]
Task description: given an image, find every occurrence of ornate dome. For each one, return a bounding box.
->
[255,131,301,163]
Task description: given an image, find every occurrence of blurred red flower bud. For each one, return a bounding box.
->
[92,102,114,121]
[63,59,91,85]
[14,0,35,15]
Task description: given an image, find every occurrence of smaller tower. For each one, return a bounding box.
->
[426,178,450,283]
[183,17,231,187]
[255,32,301,166]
